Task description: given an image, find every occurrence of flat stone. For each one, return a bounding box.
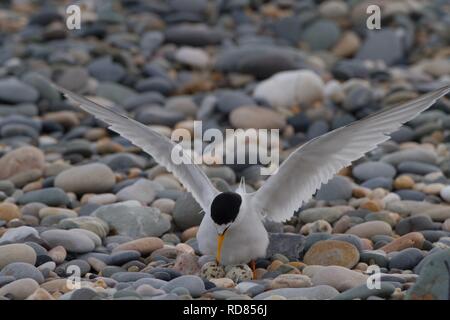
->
[299,207,345,223]
[352,161,396,181]
[116,179,159,204]
[0,278,39,299]
[17,187,70,206]
[253,70,324,109]
[0,77,39,103]
[92,202,170,238]
[253,285,339,300]
[266,233,305,261]
[270,274,312,289]
[316,176,353,201]
[0,244,37,269]
[304,240,360,268]
[0,262,44,283]
[380,232,425,253]
[161,275,205,297]
[229,106,286,129]
[0,226,40,244]
[0,146,45,180]
[54,163,116,195]
[58,216,110,238]
[332,282,395,300]
[380,149,437,166]
[346,221,392,238]
[113,237,164,255]
[389,248,424,270]
[406,249,450,300]
[173,253,200,275]
[356,29,403,66]
[40,229,95,253]
[311,266,368,292]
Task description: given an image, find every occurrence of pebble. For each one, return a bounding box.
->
[92,202,170,237]
[40,229,95,253]
[0,146,45,180]
[266,233,305,261]
[406,249,450,300]
[315,176,353,201]
[0,244,37,268]
[47,246,67,264]
[380,232,425,253]
[356,29,403,66]
[174,47,210,69]
[54,163,116,195]
[173,253,200,275]
[304,240,360,268]
[270,274,312,289]
[0,203,21,222]
[346,221,392,239]
[389,248,424,270]
[302,19,341,51]
[161,275,205,297]
[253,285,339,300]
[395,215,439,235]
[439,185,450,202]
[299,207,345,223]
[216,90,254,114]
[0,262,44,283]
[25,288,55,300]
[70,287,99,300]
[88,56,125,82]
[253,70,324,109]
[113,237,164,255]
[0,278,39,299]
[116,179,159,204]
[0,77,39,103]
[111,272,154,282]
[332,282,395,300]
[394,175,415,189]
[17,187,70,206]
[58,216,110,238]
[229,106,286,130]
[398,161,441,175]
[352,161,396,181]
[311,266,368,291]
[380,149,437,166]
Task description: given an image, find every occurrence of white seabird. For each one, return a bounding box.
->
[52,82,450,267]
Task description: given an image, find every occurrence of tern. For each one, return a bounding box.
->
[52,82,450,268]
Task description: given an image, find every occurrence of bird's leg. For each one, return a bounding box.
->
[249,260,256,280]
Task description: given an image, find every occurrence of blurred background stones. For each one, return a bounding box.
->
[0,0,449,300]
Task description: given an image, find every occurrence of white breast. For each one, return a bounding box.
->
[197,198,269,265]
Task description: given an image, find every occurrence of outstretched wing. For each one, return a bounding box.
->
[248,85,450,222]
[52,83,219,211]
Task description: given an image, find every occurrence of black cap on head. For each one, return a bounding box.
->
[210,192,242,225]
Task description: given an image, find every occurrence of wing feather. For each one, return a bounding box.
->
[249,85,450,222]
[52,84,219,211]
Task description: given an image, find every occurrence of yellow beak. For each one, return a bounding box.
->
[216,233,226,264]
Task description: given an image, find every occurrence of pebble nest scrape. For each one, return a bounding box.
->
[0,0,449,300]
